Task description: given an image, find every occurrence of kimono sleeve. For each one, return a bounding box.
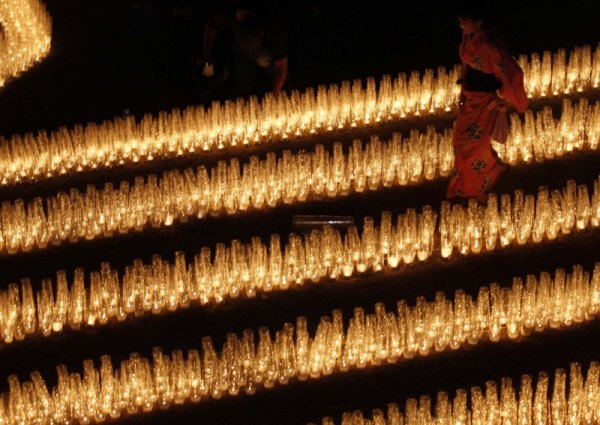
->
[486,43,528,113]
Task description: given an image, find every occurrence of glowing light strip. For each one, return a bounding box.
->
[0,99,599,255]
[0,0,51,87]
[1,177,598,345]
[0,45,598,186]
[1,263,599,424]
[315,361,600,425]
[494,98,600,165]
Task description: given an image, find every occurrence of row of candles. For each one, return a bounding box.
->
[316,361,600,425]
[494,98,600,165]
[0,0,51,87]
[0,45,598,186]
[1,263,599,424]
[519,44,600,96]
[0,177,598,345]
[3,8,596,424]
[1,98,599,255]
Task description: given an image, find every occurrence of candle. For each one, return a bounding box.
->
[0,177,597,345]
[2,97,599,256]
[1,263,599,424]
[0,44,598,187]
[321,361,600,425]
[0,0,51,87]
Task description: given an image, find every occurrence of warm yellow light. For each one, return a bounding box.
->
[0,99,599,255]
[1,263,599,424]
[0,45,597,186]
[1,177,598,345]
[316,361,600,425]
[0,0,51,87]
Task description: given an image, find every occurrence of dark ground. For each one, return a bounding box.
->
[0,1,600,424]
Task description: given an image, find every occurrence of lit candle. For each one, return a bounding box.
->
[3,261,600,424]
[1,43,599,187]
[319,362,600,425]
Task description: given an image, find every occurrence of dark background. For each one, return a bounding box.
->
[1,0,599,136]
[0,1,600,424]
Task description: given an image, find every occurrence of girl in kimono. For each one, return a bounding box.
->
[446,9,527,202]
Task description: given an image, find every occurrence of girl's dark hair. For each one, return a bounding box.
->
[456,0,508,48]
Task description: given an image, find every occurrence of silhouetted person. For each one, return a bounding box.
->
[201,0,288,97]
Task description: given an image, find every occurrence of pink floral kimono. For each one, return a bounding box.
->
[446,31,527,201]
